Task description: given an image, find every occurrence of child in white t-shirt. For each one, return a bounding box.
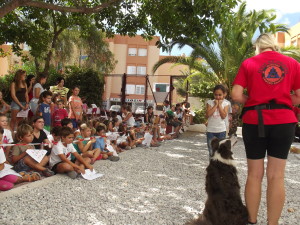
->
[91,103,97,118]
[49,127,93,179]
[0,127,19,191]
[206,85,229,157]
[121,105,135,128]
[0,114,13,161]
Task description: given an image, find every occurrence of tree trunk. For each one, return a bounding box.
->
[43,31,61,75]
[42,13,64,75]
[34,57,40,73]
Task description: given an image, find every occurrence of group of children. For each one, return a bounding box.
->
[0,94,196,191]
[1,75,241,192]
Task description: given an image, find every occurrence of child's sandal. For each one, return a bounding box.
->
[21,174,32,182]
[29,172,41,181]
[41,168,55,177]
[21,172,41,182]
[19,171,28,177]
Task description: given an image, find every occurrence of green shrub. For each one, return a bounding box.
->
[64,66,105,106]
[44,68,63,90]
[0,73,14,102]
[193,108,207,124]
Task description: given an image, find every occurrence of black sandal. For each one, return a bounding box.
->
[248,222,257,225]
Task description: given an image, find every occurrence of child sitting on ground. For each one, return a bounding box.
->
[11,124,54,177]
[0,127,38,191]
[49,127,93,179]
[116,123,129,152]
[110,110,122,123]
[0,113,14,162]
[73,123,101,164]
[48,126,61,144]
[121,105,135,128]
[166,105,182,138]
[129,124,144,147]
[108,118,120,132]
[94,126,115,160]
[159,120,172,140]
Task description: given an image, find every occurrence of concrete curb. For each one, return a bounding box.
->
[0,174,64,200]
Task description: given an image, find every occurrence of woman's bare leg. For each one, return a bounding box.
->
[266,156,286,225]
[245,158,264,223]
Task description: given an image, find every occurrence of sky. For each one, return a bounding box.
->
[161,0,300,56]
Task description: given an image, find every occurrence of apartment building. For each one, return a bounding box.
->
[0,44,25,76]
[276,22,300,48]
[104,35,188,111]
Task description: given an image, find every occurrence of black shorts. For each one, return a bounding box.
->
[51,162,63,174]
[51,159,76,174]
[242,123,296,160]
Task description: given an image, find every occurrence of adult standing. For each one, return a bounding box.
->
[10,69,29,131]
[50,77,69,105]
[30,73,47,115]
[232,33,300,225]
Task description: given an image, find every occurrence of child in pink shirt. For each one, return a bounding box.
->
[68,86,83,128]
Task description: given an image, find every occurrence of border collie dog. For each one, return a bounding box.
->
[187,138,248,225]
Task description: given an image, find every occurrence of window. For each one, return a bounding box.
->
[154,83,169,92]
[137,66,146,75]
[126,84,135,94]
[136,85,145,95]
[138,48,147,56]
[127,66,136,74]
[128,48,137,56]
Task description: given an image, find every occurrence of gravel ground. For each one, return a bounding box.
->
[0,132,299,225]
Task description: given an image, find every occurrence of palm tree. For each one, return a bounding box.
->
[280,46,300,62]
[153,1,289,94]
[152,1,292,135]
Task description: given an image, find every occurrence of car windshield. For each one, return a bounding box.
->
[110,105,120,110]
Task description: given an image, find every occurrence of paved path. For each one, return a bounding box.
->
[0,132,299,225]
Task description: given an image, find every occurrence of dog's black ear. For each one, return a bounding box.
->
[211,137,219,152]
[219,140,233,159]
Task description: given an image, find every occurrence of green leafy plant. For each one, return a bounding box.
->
[64,66,105,106]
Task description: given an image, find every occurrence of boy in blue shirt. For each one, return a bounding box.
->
[94,126,119,161]
[38,91,52,132]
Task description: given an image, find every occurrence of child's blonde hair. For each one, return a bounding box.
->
[16,124,33,141]
[80,123,91,131]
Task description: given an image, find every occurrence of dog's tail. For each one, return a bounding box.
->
[185,214,212,225]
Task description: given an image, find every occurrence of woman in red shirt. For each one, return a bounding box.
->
[232,33,300,225]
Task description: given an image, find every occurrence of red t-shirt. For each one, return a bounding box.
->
[53,108,68,126]
[233,51,300,125]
